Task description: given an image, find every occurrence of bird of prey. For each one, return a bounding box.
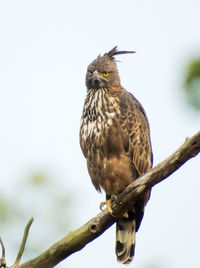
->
[80,46,153,264]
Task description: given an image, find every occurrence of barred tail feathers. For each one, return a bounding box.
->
[115,217,136,264]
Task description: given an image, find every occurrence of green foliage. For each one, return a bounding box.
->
[184,59,200,110]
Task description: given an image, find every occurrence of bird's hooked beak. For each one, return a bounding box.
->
[90,70,103,89]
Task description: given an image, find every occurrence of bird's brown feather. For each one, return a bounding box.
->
[80,46,153,264]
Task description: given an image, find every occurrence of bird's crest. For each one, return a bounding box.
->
[106,46,136,60]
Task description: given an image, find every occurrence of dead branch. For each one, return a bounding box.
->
[12,217,34,267]
[0,237,6,268]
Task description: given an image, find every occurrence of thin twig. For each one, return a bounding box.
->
[0,236,6,268]
[0,237,5,259]
[12,217,34,266]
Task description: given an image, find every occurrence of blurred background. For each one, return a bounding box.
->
[0,1,200,267]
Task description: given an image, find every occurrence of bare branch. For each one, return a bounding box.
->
[0,237,6,268]
[12,217,34,267]
[17,131,200,268]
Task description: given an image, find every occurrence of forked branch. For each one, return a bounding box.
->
[0,218,34,268]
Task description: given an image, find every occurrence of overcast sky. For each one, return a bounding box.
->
[0,1,200,268]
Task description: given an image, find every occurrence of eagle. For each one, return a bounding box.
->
[80,46,153,264]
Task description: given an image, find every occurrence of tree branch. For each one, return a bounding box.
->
[5,131,200,268]
[12,217,34,267]
[0,237,6,268]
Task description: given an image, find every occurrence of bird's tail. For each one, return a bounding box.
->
[115,215,136,264]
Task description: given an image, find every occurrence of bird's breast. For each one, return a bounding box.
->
[80,89,120,155]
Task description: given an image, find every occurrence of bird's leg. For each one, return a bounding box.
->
[100,195,117,215]
[100,195,129,218]
[100,199,112,213]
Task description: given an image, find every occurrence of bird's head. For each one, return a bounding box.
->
[85,46,135,91]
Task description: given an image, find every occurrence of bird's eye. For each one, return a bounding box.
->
[103,72,109,77]
[88,71,93,76]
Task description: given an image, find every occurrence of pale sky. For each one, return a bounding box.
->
[0,1,200,268]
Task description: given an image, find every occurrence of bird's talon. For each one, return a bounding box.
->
[110,195,118,202]
[100,195,118,216]
[122,212,129,218]
[100,201,107,211]
[100,199,113,214]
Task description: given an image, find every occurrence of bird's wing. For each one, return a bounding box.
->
[120,92,153,175]
[119,92,153,231]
